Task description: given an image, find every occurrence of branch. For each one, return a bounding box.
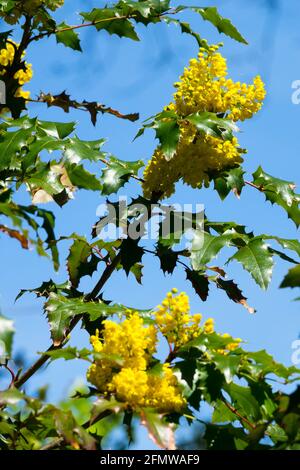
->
[30,15,135,42]
[28,92,139,124]
[222,397,256,430]
[245,180,264,191]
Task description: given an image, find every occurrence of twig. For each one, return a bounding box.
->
[222,398,256,430]
[30,15,134,42]
[245,180,263,191]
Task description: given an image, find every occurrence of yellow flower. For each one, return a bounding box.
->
[87,313,186,413]
[0,41,33,104]
[142,44,266,199]
[154,291,202,348]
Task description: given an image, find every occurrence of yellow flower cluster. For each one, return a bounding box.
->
[0,41,33,101]
[155,288,203,348]
[0,1,64,24]
[142,44,266,199]
[87,313,186,413]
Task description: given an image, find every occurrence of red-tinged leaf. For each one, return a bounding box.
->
[140,410,176,450]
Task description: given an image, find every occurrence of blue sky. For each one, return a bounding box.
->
[0,0,299,449]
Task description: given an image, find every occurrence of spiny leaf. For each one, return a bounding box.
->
[56,22,82,52]
[228,238,274,290]
[41,347,91,362]
[67,238,100,288]
[185,268,209,301]
[194,7,248,44]
[156,244,179,274]
[214,167,245,200]
[140,410,176,450]
[252,166,300,227]
[154,116,180,161]
[214,278,255,314]
[80,8,139,41]
[101,157,144,195]
[280,265,300,289]
[190,231,233,270]
[186,112,237,141]
[119,238,144,275]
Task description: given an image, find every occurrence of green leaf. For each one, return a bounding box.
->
[212,400,237,423]
[186,112,237,141]
[224,383,261,422]
[67,238,100,288]
[44,294,129,345]
[101,157,144,195]
[141,410,176,450]
[0,127,33,171]
[80,8,139,41]
[194,7,248,44]
[252,166,300,227]
[0,388,25,406]
[66,163,102,191]
[0,314,14,360]
[56,22,82,52]
[41,347,91,362]
[153,115,180,161]
[37,120,76,139]
[280,265,300,289]
[228,238,274,289]
[64,136,106,163]
[190,231,233,270]
[214,167,245,200]
[212,353,241,384]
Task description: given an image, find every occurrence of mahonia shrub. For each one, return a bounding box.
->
[142,45,266,198]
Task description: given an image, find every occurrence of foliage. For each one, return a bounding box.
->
[0,0,299,451]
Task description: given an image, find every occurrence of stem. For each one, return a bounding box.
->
[30,15,134,42]
[222,397,256,430]
[245,180,264,191]
[15,250,122,388]
[0,361,16,388]
[39,410,113,450]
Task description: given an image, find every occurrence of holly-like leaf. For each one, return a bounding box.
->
[153,116,180,161]
[56,22,82,52]
[44,294,129,345]
[280,265,300,289]
[212,353,241,384]
[252,166,300,227]
[119,238,144,275]
[140,410,176,450]
[185,268,209,301]
[80,8,139,41]
[228,238,274,290]
[101,157,144,195]
[41,347,91,362]
[66,163,102,191]
[224,383,261,422]
[214,167,245,200]
[190,231,233,270]
[156,244,178,274]
[0,313,14,360]
[194,7,248,44]
[186,111,238,141]
[67,238,100,288]
[214,278,255,313]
